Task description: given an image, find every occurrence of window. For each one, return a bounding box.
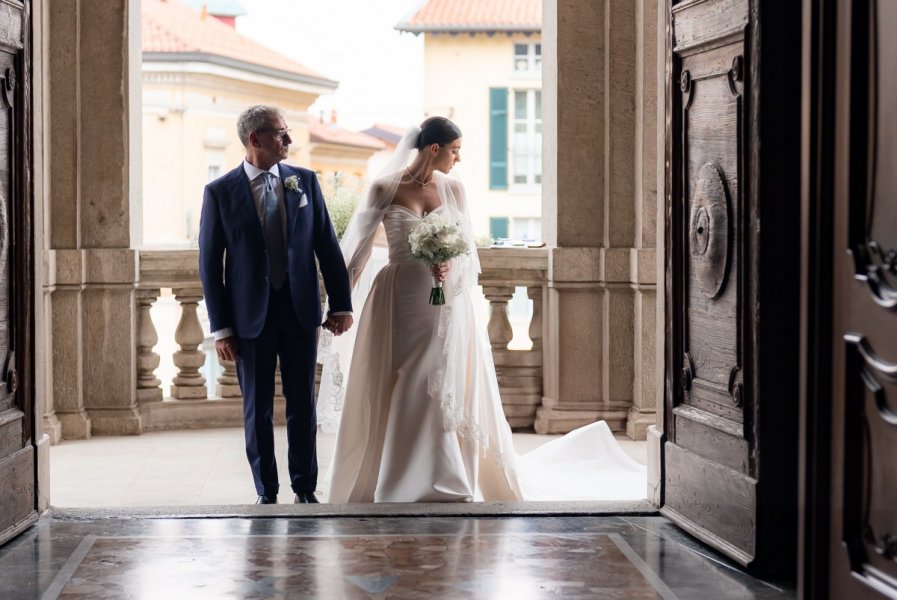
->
[206,164,221,182]
[490,217,509,241]
[511,218,542,242]
[205,150,225,183]
[514,42,541,72]
[512,89,542,186]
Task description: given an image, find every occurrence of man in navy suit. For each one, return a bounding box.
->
[199,105,353,504]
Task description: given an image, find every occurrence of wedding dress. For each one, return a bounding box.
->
[317,128,647,503]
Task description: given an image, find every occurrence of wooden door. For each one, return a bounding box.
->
[810,0,897,596]
[0,0,35,547]
[663,0,802,574]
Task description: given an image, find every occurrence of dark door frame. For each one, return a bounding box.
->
[798,0,836,596]
[0,0,37,548]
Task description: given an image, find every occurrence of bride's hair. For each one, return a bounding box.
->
[415,116,462,150]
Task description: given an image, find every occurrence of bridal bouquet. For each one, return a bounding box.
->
[407,213,470,305]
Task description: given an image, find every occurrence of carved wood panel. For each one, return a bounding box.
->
[829,0,897,595]
[665,0,803,575]
[679,43,744,423]
[0,0,33,547]
[0,58,15,417]
[663,0,757,567]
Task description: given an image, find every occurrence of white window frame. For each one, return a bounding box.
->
[510,217,542,243]
[510,88,542,188]
[206,164,222,182]
[513,42,542,72]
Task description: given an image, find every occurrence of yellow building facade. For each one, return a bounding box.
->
[399,1,543,242]
[142,73,334,245]
[141,0,337,246]
[308,116,385,180]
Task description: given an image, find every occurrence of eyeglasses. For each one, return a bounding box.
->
[258,127,292,140]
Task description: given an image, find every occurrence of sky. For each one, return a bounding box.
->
[237,0,426,131]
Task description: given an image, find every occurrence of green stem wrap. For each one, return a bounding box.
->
[429,280,445,306]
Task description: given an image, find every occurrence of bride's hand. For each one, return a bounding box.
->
[431,263,450,283]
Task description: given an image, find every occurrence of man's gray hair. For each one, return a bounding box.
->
[237,105,284,147]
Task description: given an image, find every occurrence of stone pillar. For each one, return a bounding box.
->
[44,2,90,441]
[627,0,660,440]
[43,0,143,438]
[33,0,59,504]
[48,252,90,439]
[538,0,654,435]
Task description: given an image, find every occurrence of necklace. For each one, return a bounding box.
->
[406,167,431,188]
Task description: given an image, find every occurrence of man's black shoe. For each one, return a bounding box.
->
[255,495,277,505]
[294,491,320,504]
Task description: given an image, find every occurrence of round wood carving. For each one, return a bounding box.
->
[689,162,730,299]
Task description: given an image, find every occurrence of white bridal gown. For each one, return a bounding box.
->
[321,202,647,503]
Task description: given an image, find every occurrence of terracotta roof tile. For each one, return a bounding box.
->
[397,0,541,33]
[309,119,386,151]
[143,0,328,81]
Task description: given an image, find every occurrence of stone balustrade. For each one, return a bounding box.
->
[135,247,548,431]
[477,247,548,429]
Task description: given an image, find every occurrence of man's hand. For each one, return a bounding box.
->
[323,313,354,336]
[215,336,239,363]
[430,262,450,283]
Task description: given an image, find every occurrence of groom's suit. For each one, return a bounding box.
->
[199,161,351,497]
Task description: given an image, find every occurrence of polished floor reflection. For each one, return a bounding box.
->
[0,515,793,599]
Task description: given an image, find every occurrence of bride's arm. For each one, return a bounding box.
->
[344,180,390,288]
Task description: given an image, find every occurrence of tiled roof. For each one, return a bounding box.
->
[362,123,410,147]
[396,0,541,33]
[309,119,386,151]
[143,0,329,82]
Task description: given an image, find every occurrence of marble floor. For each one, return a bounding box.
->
[0,515,794,599]
[49,427,648,506]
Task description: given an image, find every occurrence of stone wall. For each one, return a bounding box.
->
[539,0,660,440]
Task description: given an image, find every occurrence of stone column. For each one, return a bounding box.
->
[538,0,650,435]
[45,2,90,440]
[627,0,660,440]
[33,0,56,508]
[43,0,143,438]
[47,252,90,439]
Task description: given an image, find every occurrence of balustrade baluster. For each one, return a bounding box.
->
[170,287,207,400]
[216,359,241,398]
[483,285,515,351]
[136,288,163,404]
[527,285,544,352]
[275,358,284,400]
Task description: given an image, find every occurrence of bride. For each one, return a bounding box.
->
[318,117,646,502]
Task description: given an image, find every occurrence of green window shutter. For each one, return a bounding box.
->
[489,88,509,190]
[490,217,509,240]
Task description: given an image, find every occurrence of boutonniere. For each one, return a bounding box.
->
[284,175,302,193]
